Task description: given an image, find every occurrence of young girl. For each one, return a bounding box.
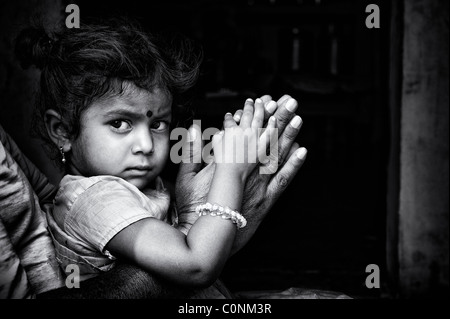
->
[15,18,277,287]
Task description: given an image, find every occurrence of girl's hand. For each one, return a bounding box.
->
[212,98,273,180]
[232,95,277,124]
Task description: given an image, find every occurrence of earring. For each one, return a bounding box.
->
[59,146,66,164]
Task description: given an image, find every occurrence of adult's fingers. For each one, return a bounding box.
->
[259,94,293,122]
[277,94,292,106]
[263,100,278,121]
[260,95,272,104]
[267,147,307,199]
[272,97,298,137]
[260,94,273,119]
[276,115,303,166]
[282,141,300,166]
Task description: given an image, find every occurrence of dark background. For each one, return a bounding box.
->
[72,0,390,298]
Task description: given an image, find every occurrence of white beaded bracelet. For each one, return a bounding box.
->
[196,202,247,229]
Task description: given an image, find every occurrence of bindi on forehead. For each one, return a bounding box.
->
[146,110,153,118]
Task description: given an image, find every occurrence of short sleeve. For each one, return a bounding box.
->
[59,178,161,254]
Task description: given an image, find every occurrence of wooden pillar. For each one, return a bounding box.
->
[389,0,449,298]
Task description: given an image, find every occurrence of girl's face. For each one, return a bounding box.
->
[68,85,172,190]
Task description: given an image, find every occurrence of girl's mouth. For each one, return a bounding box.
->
[125,166,152,176]
[128,165,152,171]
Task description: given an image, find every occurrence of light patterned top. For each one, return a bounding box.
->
[47,174,175,281]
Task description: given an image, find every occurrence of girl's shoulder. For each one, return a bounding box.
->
[59,174,128,192]
[55,175,144,209]
[55,175,170,220]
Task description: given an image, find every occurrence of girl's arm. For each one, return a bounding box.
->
[105,158,244,288]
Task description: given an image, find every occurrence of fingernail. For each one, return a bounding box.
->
[233,114,241,121]
[266,101,277,113]
[285,99,297,112]
[246,98,253,103]
[290,115,302,129]
[225,112,232,118]
[296,147,307,159]
[255,98,262,104]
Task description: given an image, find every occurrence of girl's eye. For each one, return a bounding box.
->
[151,121,169,132]
[109,120,132,132]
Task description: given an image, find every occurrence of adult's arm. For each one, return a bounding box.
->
[0,125,56,206]
[36,262,194,299]
[175,95,307,254]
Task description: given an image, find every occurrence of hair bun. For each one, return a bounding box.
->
[14,27,54,69]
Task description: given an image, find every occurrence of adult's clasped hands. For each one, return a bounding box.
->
[175,94,307,254]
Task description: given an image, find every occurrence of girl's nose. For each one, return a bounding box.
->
[131,129,154,155]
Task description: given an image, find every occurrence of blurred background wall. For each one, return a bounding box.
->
[0,0,64,184]
[0,0,447,299]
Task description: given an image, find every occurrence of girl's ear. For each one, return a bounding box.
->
[44,109,72,152]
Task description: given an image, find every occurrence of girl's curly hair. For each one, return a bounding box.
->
[15,17,203,165]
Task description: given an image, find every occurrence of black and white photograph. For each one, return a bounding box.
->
[0,0,448,310]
